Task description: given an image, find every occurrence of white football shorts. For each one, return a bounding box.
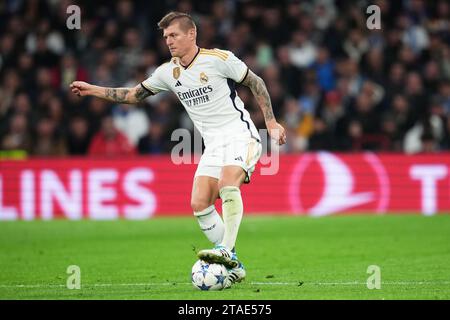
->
[194,135,262,183]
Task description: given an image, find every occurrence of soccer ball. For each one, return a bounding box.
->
[191,259,228,291]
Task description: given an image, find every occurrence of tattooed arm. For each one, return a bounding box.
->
[240,69,287,145]
[70,81,153,104]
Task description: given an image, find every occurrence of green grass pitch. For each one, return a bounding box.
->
[0,215,449,300]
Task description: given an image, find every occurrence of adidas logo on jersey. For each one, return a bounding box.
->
[234,156,243,162]
[175,80,182,87]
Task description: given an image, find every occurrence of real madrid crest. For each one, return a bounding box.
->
[173,67,181,80]
[200,72,208,84]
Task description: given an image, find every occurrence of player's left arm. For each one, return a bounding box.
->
[241,70,287,145]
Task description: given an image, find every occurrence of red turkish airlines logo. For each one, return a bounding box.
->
[289,152,390,216]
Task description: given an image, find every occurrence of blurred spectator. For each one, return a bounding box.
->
[308,117,334,150]
[360,80,385,110]
[343,120,363,151]
[66,115,90,155]
[31,34,60,68]
[351,93,381,135]
[420,130,439,153]
[298,78,322,115]
[343,29,369,63]
[404,116,444,154]
[440,116,450,149]
[88,116,136,156]
[280,98,311,152]
[258,7,287,48]
[361,47,386,85]
[140,50,158,76]
[310,46,336,92]
[439,44,450,80]
[211,0,233,39]
[147,95,178,131]
[381,94,416,150]
[16,53,36,89]
[313,0,337,31]
[277,46,302,97]
[320,90,345,133]
[1,114,31,152]
[399,14,429,54]
[438,80,450,115]
[112,103,150,146]
[25,19,65,55]
[423,60,442,92]
[115,0,138,32]
[0,70,21,117]
[138,122,171,154]
[404,71,429,120]
[427,1,450,34]
[0,34,17,70]
[8,92,33,121]
[51,53,89,92]
[380,115,399,151]
[46,95,67,135]
[322,17,347,58]
[31,117,67,156]
[119,28,144,80]
[386,63,406,98]
[288,30,317,69]
[86,98,111,135]
[341,59,364,98]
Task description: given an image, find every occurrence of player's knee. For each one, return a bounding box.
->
[218,180,241,190]
[218,169,246,190]
[219,185,241,200]
[191,199,212,213]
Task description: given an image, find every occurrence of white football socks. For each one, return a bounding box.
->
[194,205,224,246]
[219,186,243,250]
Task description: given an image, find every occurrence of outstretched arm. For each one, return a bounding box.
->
[241,70,287,145]
[70,81,152,104]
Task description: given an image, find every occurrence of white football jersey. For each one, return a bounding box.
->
[141,48,261,146]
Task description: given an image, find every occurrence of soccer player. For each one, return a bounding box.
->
[70,11,286,288]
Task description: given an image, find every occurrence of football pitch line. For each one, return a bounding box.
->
[1,281,450,289]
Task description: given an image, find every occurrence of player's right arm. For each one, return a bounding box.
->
[70,81,153,104]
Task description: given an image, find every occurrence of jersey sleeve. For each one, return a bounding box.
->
[140,65,169,95]
[215,50,249,84]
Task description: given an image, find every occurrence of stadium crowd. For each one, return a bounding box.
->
[0,0,449,156]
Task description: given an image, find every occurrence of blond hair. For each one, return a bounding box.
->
[157,11,196,32]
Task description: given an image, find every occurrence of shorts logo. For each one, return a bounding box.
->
[200,72,208,84]
[173,67,181,79]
